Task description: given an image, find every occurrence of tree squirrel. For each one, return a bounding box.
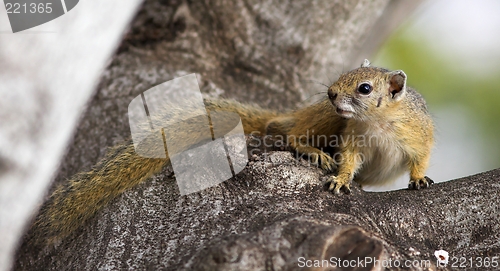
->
[27,60,434,245]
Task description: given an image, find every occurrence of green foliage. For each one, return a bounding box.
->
[374,27,500,168]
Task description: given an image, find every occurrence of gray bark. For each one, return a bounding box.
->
[0,2,142,271]
[15,149,500,270]
[14,1,499,271]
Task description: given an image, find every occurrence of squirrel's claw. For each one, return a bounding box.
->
[408,176,434,190]
[320,153,337,173]
[325,176,351,195]
[309,152,337,173]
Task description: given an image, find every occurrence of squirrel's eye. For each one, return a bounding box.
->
[357,83,372,95]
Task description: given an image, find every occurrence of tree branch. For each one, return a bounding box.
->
[13,1,489,271]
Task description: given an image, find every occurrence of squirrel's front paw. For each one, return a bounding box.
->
[325,175,351,194]
[408,176,434,190]
[309,152,337,172]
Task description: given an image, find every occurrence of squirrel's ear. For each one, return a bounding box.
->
[361,59,370,67]
[387,70,407,101]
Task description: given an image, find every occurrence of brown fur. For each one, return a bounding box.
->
[27,62,434,245]
[27,99,279,245]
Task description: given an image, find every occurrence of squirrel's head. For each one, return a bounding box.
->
[327,59,407,121]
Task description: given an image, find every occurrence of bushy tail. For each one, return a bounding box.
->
[26,99,280,245]
[203,99,280,135]
[28,142,167,245]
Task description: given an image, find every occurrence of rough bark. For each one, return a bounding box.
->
[15,0,500,271]
[0,2,142,271]
[15,149,500,270]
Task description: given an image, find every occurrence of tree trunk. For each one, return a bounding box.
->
[0,2,142,271]
[14,1,499,271]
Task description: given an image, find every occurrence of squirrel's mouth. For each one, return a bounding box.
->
[335,107,354,118]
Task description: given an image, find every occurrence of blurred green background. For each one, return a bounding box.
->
[368,0,500,190]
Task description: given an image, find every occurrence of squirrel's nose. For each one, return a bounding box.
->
[327,89,338,101]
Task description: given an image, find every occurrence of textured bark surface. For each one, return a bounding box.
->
[16,150,500,270]
[0,2,142,271]
[15,0,500,271]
